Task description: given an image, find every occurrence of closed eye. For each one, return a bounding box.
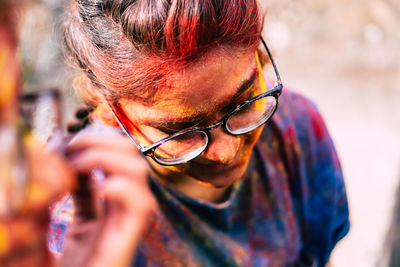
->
[221,82,257,114]
[157,120,204,134]
[158,82,257,134]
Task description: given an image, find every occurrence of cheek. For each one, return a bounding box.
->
[239,126,264,159]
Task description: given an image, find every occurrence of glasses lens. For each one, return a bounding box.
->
[226,96,277,135]
[154,131,208,165]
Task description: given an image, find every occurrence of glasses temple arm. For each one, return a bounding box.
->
[260,36,282,87]
[107,103,144,150]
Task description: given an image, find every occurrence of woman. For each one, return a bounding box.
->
[51,0,350,266]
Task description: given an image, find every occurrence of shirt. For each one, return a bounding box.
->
[48,89,350,267]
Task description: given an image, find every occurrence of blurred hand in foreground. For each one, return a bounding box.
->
[61,133,156,267]
[1,133,156,267]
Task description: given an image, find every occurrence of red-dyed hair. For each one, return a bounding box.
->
[64,0,264,106]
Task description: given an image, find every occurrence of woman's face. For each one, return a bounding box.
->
[118,47,267,188]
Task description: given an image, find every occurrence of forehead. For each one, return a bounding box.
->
[120,47,257,123]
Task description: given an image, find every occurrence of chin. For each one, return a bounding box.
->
[187,160,248,188]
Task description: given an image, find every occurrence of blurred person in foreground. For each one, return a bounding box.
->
[0,1,72,265]
[48,0,350,266]
[0,1,155,266]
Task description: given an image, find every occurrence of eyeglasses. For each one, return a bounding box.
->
[108,36,283,166]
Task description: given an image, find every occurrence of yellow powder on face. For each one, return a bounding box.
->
[255,51,268,94]
[151,88,211,121]
[159,102,198,119]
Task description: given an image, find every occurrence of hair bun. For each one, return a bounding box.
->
[76,0,105,21]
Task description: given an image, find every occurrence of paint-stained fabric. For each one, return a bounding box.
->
[48,89,349,267]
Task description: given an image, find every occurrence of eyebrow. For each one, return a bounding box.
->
[149,68,258,131]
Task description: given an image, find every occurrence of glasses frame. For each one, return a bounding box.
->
[108,36,283,166]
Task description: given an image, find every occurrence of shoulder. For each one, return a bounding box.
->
[269,88,340,168]
[265,87,349,265]
[269,87,345,204]
[273,88,327,142]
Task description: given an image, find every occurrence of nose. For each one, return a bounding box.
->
[200,127,241,165]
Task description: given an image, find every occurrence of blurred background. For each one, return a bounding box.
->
[17,0,400,266]
[261,1,400,266]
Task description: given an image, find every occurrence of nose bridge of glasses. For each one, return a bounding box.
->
[200,124,241,164]
[203,118,226,132]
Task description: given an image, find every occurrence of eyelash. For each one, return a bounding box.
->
[224,83,257,112]
[158,120,203,134]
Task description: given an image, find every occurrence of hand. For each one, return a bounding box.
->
[0,140,75,267]
[62,133,156,267]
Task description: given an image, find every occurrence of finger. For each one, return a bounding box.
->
[70,151,148,223]
[67,134,138,156]
[69,148,148,182]
[72,173,100,222]
[101,175,156,214]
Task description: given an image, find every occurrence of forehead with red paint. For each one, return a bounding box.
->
[120,47,257,125]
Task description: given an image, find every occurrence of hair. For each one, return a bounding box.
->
[63,0,264,111]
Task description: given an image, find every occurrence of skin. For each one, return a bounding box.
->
[118,47,267,202]
[64,135,156,267]
[0,133,156,267]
